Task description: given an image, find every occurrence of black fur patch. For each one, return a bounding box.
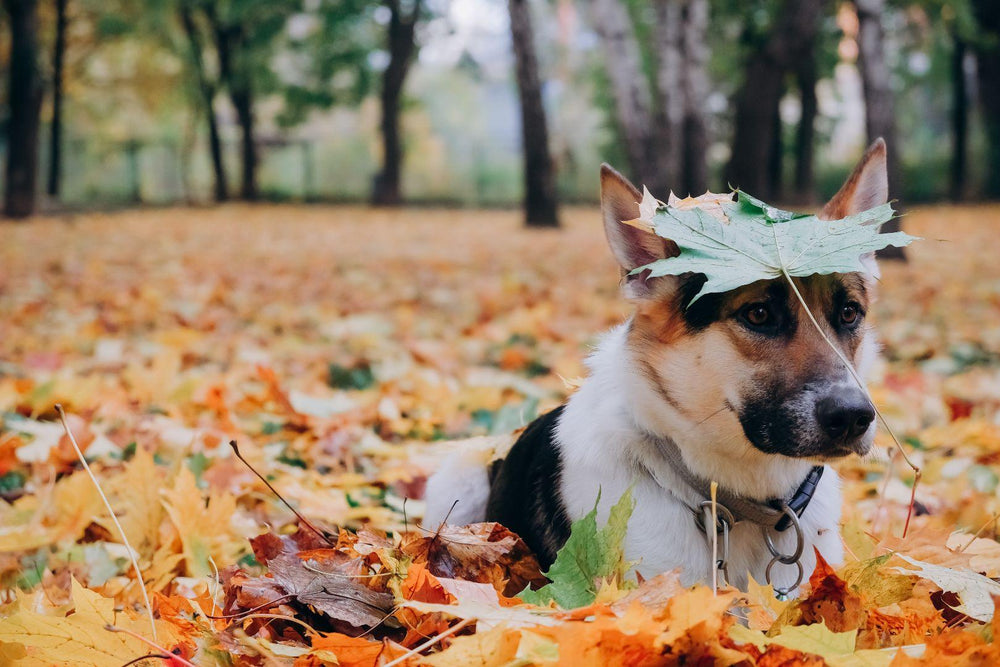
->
[486,407,571,570]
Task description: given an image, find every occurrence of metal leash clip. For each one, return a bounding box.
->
[698,501,734,588]
[762,501,805,600]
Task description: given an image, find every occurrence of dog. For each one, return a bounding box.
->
[425,139,891,593]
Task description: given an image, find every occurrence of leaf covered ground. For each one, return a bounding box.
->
[2,203,1000,665]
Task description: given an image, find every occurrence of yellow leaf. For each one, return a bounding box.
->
[161,467,243,577]
[731,622,893,667]
[0,578,182,666]
[418,625,521,666]
[102,447,165,561]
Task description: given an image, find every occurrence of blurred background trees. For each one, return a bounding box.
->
[1,0,998,221]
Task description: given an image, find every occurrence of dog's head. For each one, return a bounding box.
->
[603,140,889,462]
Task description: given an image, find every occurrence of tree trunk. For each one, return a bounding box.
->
[972,0,1000,199]
[651,0,683,195]
[591,0,659,192]
[767,91,784,201]
[210,12,256,201]
[508,0,559,227]
[46,0,67,198]
[854,0,904,257]
[3,0,43,218]
[372,0,420,206]
[231,87,257,201]
[180,3,227,202]
[679,0,710,195]
[950,35,968,202]
[726,0,823,200]
[794,50,818,201]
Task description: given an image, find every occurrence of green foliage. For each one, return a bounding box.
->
[519,487,635,609]
[633,192,917,305]
[327,362,376,390]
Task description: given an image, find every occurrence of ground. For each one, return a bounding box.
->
[2,204,1000,665]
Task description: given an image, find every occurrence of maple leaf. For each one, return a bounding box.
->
[0,578,188,666]
[631,191,917,304]
[244,531,395,629]
[401,522,547,597]
[519,487,635,609]
[891,553,1000,622]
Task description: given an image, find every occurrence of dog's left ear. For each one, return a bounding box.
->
[820,138,889,221]
[601,164,678,299]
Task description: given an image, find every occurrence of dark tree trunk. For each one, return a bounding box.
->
[372,0,420,206]
[180,3,227,202]
[508,0,558,226]
[210,12,256,201]
[46,0,67,198]
[726,0,824,200]
[767,91,784,200]
[794,51,817,201]
[231,87,257,201]
[972,0,1000,199]
[679,0,709,195]
[855,0,904,258]
[950,35,968,202]
[592,0,659,192]
[3,0,43,218]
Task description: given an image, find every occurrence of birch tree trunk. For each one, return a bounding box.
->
[651,0,683,195]
[508,0,559,226]
[591,0,658,191]
[854,0,904,256]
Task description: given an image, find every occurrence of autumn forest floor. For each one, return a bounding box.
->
[3,203,1000,665]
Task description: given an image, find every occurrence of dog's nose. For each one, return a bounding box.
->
[815,393,875,441]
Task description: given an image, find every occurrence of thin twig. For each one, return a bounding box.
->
[383,617,474,667]
[105,625,195,667]
[118,655,175,667]
[710,481,719,595]
[231,612,321,636]
[56,405,157,641]
[228,440,336,546]
[957,514,999,553]
[777,268,921,537]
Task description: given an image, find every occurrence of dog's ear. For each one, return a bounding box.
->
[601,165,676,298]
[819,139,890,278]
[820,138,889,221]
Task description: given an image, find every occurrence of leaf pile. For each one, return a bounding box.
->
[1,204,1000,664]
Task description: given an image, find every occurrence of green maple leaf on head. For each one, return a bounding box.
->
[630,190,919,306]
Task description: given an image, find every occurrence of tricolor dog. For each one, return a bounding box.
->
[425,139,892,594]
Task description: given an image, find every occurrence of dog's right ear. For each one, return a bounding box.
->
[601,165,675,293]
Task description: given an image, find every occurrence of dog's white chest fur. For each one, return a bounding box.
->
[424,323,846,592]
[554,324,843,590]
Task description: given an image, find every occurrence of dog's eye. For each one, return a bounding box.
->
[840,302,861,326]
[742,303,771,327]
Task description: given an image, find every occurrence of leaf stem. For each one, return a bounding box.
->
[777,270,921,537]
[56,405,157,641]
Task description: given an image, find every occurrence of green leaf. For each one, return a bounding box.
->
[519,487,635,608]
[632,191,918,305]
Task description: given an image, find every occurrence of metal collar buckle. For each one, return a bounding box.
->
[763,502,806,600]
